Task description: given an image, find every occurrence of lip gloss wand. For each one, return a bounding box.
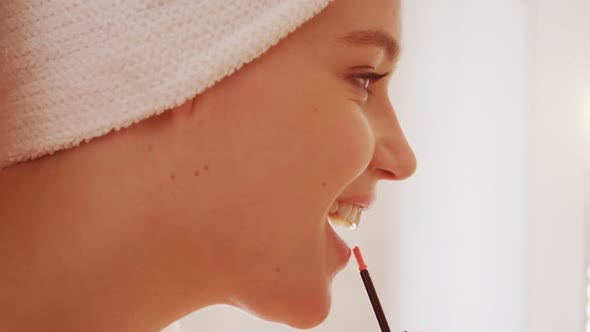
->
[353,245,392,332]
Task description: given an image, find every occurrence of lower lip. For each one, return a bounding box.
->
[326,218,352,265]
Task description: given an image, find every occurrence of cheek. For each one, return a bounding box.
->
[318,109,374,179]
[212,65,374,197]
[295,96,375,195]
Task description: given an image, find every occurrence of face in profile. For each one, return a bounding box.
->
[156,0,415,328]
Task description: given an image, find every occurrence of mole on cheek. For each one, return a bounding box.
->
[193,164,209,178]
[170,173,176,181]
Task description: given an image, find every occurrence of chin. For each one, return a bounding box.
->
[243,277,334,330]
[275,293,332,330]
[293,296,332,328]
[285,312,330,330]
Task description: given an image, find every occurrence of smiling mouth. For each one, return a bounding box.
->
[327,201,367,230]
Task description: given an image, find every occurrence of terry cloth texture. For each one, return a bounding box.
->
[0,0,332,168]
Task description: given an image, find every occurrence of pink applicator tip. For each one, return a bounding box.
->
[353,245,368,271]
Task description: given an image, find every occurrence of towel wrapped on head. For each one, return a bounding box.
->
[0,0,332,168]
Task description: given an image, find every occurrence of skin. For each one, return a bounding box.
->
[0,0,415,331]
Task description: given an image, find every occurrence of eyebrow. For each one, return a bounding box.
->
[341,29,401,63]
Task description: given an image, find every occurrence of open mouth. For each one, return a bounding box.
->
[327,200,367,230]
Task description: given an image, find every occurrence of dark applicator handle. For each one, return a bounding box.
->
[353,246,393,332]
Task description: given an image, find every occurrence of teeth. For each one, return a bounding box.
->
[348,208,358,224]
[329,201,339,214]
[339,203,352,220]
[328,201,365,230]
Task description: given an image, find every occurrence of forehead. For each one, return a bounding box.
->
[318,0,402,39]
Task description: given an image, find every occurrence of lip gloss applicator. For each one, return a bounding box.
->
[353,245,392,332]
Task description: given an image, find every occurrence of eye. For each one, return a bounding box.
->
[356,77,371,90]
[351,72,390,94]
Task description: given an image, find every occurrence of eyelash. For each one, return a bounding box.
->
[352,72,390,94]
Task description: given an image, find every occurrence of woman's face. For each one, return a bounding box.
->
[159,0,415,328]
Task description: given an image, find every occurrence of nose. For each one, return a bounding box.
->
[368,103,417,181]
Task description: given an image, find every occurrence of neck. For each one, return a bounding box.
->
[0,129,225,331]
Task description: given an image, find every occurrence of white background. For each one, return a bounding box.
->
[164,0,590,331]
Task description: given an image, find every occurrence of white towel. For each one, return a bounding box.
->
[0,0,332,168]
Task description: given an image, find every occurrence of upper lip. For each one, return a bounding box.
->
[335,193,376,210]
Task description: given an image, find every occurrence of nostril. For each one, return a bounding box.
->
[374,167,397,180]
[377,149,418,181]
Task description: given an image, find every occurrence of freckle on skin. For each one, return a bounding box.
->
[321,182,327,187]
[275,267,281,273]
[147,143,153,152]
[204,164,209,171]
[170,174,176,180]
[194,170,200,177]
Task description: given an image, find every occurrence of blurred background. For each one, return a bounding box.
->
[164,0,590,331]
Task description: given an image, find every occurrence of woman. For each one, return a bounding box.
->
[0,0,416,330]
